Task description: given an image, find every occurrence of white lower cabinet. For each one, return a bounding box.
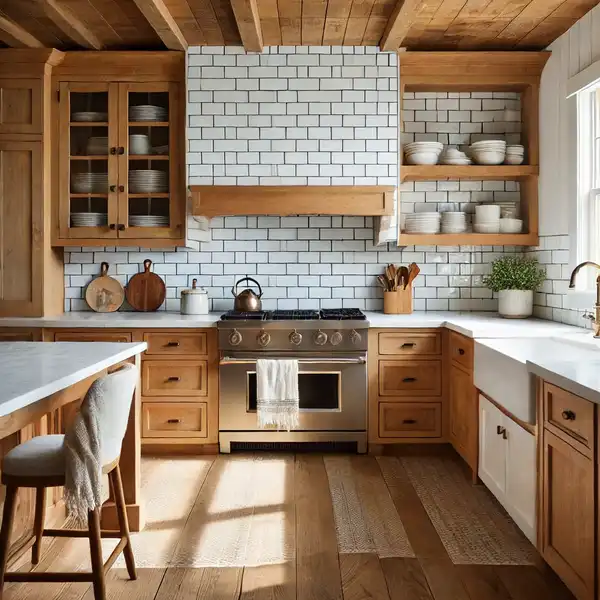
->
[479,394,536,543]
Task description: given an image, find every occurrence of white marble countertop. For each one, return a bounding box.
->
[0,342,147,417]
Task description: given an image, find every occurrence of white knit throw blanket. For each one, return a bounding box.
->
[64,381,103,523]
[256,359,299,431]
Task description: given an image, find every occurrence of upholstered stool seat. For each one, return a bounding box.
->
[3,435,66,479]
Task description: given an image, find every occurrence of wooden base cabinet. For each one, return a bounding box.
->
[479,395,536,543]
[539,381,596,600]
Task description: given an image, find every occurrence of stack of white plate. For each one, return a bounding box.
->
[86,136,108,155]
[404,141,443,165]
[405,212,441,234]
[71,212,108,227]
[129,105,167,122]
[71,172,108,194]
[72,111,108,122]
[499,218,523,233]
[152,144,169,155]
[129,134,151,155]
[129,170,168,193]
[473,204,501,233]
[439,147,471,165]
[469,140,507,165]
[129,215,169,227]
[505,145,525,165]
[495,201,519,218]
[441,211,467,233]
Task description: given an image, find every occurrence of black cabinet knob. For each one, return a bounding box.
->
[117,224,126,231]
[458,348,465,355]
[561,410,576,421]
[109,223,116,230]
[166,376,181,382]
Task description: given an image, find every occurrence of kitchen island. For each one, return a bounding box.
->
[0,341,147,564]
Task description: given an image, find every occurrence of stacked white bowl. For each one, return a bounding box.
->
[505,145,525,165]
[439,147,471,165]
[469,140,507,165]
[404,141,443,165]
[499,218,523,233]
[405,212,441,234]
[441,211,467,233]
[496,201,519,218]
[473,204,501,233]
[129,134,151,155]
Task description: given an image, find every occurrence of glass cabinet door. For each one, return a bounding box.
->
[116,82,183,240]
[58,82,119,239]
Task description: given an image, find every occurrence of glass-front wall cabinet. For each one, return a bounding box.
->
[57,81,183,245]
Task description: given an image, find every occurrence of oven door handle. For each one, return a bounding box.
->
[219,356,367,366]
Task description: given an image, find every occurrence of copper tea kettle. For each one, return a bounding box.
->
[232,276,263,312]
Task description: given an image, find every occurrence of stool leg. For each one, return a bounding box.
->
[32,487,46,564]
[109,465,136,580]
[87,507,106,600]
[0,486,18,598]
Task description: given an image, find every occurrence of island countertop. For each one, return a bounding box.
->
[0,341,147,418]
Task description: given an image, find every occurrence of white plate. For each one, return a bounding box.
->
[72,112,108,122]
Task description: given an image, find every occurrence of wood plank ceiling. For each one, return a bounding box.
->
[0,0,598,52]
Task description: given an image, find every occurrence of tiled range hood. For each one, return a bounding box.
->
[190,185,395,217]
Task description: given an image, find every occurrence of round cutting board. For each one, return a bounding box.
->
[126,259,166,312]
[85,262,125,313]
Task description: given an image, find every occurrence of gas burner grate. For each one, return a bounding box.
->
[270,310,320,321]
[320,308,367,320]
[220,311,267,320]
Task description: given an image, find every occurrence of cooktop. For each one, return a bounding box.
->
[220,308,367,321]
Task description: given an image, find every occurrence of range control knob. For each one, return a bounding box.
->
[330,331,343,346]
[289,330,303,346]
[257,330,271,347]
[314,330,328,346]
[350,329,362,345]
[229,329,243,346]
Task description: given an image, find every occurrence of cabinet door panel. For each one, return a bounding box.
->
[449,364,477,470]
[478,395,506,499]
[541,430,594,600]
[0,79,42,135]
[505,418,536,543]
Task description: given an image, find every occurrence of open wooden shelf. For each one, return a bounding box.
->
[129,193,170,198]
[70,121,108,127]
[70,155,108,161]
[398,232,538,246]
[70,193,108,198]
[401,165,538,182]
[129,155,169,161]
[128,121,169,127]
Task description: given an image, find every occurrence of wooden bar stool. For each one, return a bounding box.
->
[0,364,139,600]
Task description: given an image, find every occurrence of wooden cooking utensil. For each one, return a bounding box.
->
[399,266,409,290]
[85,262,125,313]
[125,259,166,312]
[405,263,421,289]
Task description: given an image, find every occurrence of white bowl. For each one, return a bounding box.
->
[474,223,500,234]
[499,218,523,233]
[506,145,525,154]
[504,155,524,165]
[475,204,501,220]
[471,140,507,148]
[471,150,506,165]
[404,141,443,150]
[405,152,440,165]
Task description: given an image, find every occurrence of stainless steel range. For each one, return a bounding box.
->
[218,308,369,453]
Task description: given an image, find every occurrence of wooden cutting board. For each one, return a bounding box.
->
[85,262,125,313]
[126,259,166,312]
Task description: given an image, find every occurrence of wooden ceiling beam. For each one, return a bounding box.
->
[380,0,426,51]
[0,12,44,48]
[37,0,103,49]
[130,0,188,50]
[230,0,263,52]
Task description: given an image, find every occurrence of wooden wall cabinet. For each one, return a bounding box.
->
[52,53,185,248]
[0,50,64,318]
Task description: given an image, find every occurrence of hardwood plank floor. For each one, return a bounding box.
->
[2,452,575,600]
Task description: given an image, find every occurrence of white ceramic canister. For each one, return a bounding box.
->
[180,279,209,315]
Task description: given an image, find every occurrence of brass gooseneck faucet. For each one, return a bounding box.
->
[568,261,600,337]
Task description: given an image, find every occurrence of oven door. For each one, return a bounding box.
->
[219,355,367,431]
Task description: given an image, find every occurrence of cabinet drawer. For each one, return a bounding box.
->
[379,402,442,438]
[544,383,594,453]
[142,402,207,438]
[54,332,132,343]
[143,331,207,357]
[449,331,473,371]
[378,332,441,356]
[378,360,442,397]
[142,360,208,397]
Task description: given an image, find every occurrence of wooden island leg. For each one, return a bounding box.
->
[101,355,144,532]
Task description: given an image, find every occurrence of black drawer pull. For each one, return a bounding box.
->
[458,348,465,355]
[402,419,417,425]
[166,341,180,347]
[401,342,416,349]
[561,410,576,421]
[402,377,417,383]
[166,376,181,382]
[167,418,181,424]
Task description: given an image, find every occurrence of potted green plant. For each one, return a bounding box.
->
[483,256,546,318]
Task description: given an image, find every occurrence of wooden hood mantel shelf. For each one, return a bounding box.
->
[190,185,395,217]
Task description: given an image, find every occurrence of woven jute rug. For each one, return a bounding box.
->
[324,456,414,558]
[396,454,537,565]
